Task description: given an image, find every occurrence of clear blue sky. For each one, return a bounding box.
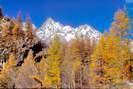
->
[0,0,126,32]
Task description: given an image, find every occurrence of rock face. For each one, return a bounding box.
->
[36,18,101,43]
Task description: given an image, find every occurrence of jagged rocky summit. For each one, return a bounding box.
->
[36,18,101,43]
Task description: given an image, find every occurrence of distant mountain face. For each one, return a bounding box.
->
[36,18,101,43]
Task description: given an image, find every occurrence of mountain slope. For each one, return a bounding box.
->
[36,18,101,43]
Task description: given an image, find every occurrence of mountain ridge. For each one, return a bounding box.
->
[36,18,101,43]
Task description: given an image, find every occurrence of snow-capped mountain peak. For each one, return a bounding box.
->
[45,18,57,25]
[37,18,101,43]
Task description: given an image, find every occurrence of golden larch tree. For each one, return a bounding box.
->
[0,54,17,88]
[45,36,62,88]
[90,33,131,88]
[110,9,131,37]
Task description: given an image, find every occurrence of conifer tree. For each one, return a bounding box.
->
[46,36,62,88]
[2,24,11,40]
[3,54,16,71]
[110,9,131,37]
[25,17,34,39]
[16,12,22,23]
[12,22,20,41]
[90,33,131,88]
[0,54,17,88]
[62,37,94,88]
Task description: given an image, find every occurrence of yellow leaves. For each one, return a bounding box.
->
[12,23,20,40]
[46,36,62,88]
[46,61,61,88]
[0,54,17,88]
[3,54,16,71]
[31,48,62,88]
[31,57,52,88]
[48,36,61,55]
[114,9,130,25]
[12,23,19,34]
[0,71,10,88]
[90,32,131,88]
[25,17,34,39]
[43,74,52,88]
[111,9,131,36]
[65,37,92,62]
[104,66,122,82]
[2,24,10,39]
[72,60,81,72]
[92,34,120,62]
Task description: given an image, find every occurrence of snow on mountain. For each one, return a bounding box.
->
[36,18,101,43]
